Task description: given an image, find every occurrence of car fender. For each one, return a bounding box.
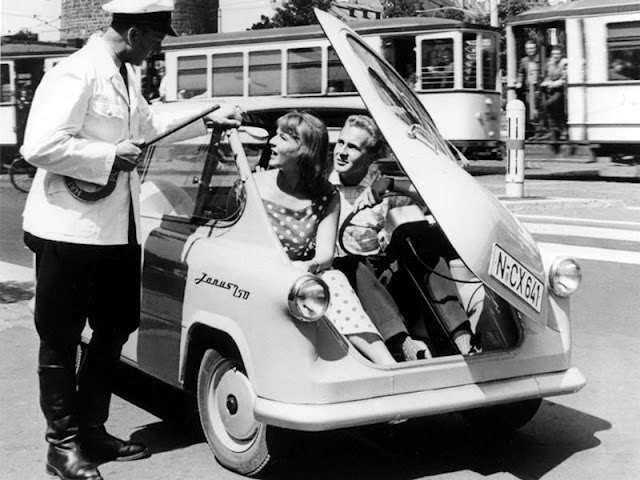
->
[179,309,255,387]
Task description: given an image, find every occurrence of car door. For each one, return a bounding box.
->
[317,10,548,324]
[133,130,245,385]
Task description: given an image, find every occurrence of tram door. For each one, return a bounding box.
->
[416,33,458,91]
[0,61,17,147]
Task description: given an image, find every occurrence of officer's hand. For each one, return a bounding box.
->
[207,104,243,129]
[113,140,143,172]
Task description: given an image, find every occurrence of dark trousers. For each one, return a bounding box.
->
[544,88,566,154]
[332,256,408,341]
[24,232,140,443]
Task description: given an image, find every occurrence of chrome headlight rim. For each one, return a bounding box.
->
[288,274,330,322]
[548,256,582,297]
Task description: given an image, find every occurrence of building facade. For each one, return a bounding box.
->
[60,0,220,42]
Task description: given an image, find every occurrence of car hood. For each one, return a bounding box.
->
[316,10,547,324]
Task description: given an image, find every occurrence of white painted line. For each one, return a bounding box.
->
[518,214,640,228]
[0,261,33,283]
[524,223,640,242]
[538,242,640,265]
[501,196,606,204]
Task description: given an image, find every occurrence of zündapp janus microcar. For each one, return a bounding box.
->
[85,10,585,476]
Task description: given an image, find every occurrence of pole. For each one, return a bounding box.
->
[490,0,499,28]
[506,99,526,198]
[506,25,517,103]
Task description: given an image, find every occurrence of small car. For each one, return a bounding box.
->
[85,11,586,476]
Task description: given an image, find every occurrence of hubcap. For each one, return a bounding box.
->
[213,365,259,444]
[226,395,238,415]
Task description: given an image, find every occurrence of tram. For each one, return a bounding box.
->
[161,17,503,158]
[0,37,77,159]
[506,0,640,159]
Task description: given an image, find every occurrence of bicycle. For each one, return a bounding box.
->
[9,155,36,193]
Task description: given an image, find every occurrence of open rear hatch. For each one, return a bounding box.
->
[317,10,548,329]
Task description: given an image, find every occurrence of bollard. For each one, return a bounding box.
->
[505,99,526,198]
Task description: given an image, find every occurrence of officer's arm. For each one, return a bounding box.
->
[20,63,116,185]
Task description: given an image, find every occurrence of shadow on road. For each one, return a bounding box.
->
[0,281,34,303]
[112,363,205,456]
[269,401,609,480]
[114,359,610,480]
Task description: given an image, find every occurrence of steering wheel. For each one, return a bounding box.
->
[338,192,422,257]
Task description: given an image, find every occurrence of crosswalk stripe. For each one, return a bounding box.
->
[0,261,33,283]
[518,214,640,230]
[538,242,640,265]
[524,223,640,242]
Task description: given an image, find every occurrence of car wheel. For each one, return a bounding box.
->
[197,349,285,476]
[461,398,542,432]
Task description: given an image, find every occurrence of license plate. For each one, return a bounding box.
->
[489,244,543,313]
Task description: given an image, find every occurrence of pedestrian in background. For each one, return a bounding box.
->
[20,1,240,479]
[516,40,544,138]
[541,45,568,154]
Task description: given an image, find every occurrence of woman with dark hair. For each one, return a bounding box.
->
[253,111,396,364]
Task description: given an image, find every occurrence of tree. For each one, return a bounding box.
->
[250,15,274,30]
[250,0,332,29]
[381,0,419,18]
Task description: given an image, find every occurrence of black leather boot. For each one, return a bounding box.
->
[46,440,103,480]
[39,365,102,480]
[77,337,149,462]
[82,425,150,462]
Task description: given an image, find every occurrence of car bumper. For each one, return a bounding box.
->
[254,367,586,431]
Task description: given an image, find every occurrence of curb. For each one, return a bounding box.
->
[0,262,33,284]
[499,196,622,213]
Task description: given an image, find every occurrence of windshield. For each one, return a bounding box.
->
[346,34,456,162]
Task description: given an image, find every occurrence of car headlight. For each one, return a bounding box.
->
[549,257,582,297]
[288,275,329,322]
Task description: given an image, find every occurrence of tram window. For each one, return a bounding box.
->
[1,63,13,104]
[328,47,355,93]
[462,33,478,89]
[249,50,281,96]
[347,35,452,160]
[607,22,640,81]
[480,35,497,90]
[177,55,207,99]
[382,36,417,88]
[420,39,454,89]
[212,52,243,97]
[287,47,322,94]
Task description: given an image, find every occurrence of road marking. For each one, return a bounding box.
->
[538,242,640,265]
[524,223,640,243]
[0,261,33,283]
[518,214,640,229]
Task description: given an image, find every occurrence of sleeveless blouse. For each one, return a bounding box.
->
[262,190,336,261]
[262,189,380,337]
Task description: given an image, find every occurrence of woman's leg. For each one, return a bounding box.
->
[320,269,396,364]
[347,333,396,365]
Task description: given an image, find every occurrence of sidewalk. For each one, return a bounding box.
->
[0,262,34,332]
[468,144,640,183]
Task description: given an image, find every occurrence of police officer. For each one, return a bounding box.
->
[20,1,240,479]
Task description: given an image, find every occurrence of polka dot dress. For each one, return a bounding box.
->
[263,197,330,261]
[319,269,380,336]
[263,193,379,336]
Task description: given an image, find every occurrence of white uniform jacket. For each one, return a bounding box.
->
[21,35,207,245]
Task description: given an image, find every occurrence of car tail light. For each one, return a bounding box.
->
[549,257,582,297]
[288,275,329,322]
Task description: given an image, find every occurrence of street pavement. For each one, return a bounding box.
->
[1,151,639,479]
